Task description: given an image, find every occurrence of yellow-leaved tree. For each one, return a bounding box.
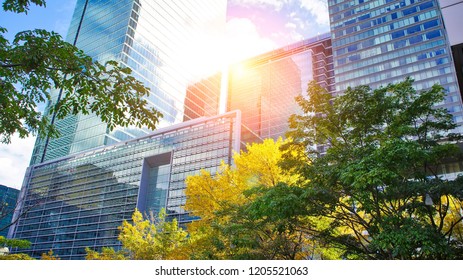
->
[184,138,323,259]
[86,208,187,260]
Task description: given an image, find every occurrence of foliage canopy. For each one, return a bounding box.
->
[282,78,463,259]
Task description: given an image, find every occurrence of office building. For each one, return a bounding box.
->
[327,0,463,130]
[0,185,19,237]
[438,0,463,47]
[184,34,334,143]
[229,34,334,142]
[183,73,222,122]
[10,111,241,259]
[30,0,227,165]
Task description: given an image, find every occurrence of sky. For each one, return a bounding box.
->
[0,0,329,190]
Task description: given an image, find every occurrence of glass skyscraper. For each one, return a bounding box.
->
[30,0,227,165]
[327,0,463,130]
[11,111,241,259]
[184,34,334,143]
[228,34,334,142]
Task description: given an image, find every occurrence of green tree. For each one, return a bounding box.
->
[0,235,31,249]
[0,253,34,260]
[86,209,188,260]
[281,78,463,259]
[0,235,34,260]
[1,0,162,144]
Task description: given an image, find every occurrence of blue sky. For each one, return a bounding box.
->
[227,0,330,46]
[0,0,76,39]
[0,0,329,189]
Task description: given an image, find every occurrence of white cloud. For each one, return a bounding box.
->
[0,135,36,190]
[228,0,330,47]
[300,0,330,26]
[285,22,297,29]
[225,18,278,62]
[229,0,286,11]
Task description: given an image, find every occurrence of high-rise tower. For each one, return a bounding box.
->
[327,0,463,130]
[228,34,334,143]
[30,0,227,165]
[183,34,334,144]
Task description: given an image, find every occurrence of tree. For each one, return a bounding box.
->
[86,209,188,260]
[40,249,60,260]
[282,78,463,259]
[0,252,34,260]
[0,235,34,260]
[184,138,325,259]
[0,235,30,249]
[1,0,162,144]
[85,247,126,260]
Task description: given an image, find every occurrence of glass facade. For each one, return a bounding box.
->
[184,34,334,143]
[11,111,241,259]
[30,0,227,165]
[0,185,19,237]
[183,73,222,122]
[228,34,334,142]
[328,0,463,129]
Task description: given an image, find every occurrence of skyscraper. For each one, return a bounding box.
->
[11,111,241,259]
[184,34,334,143]
[30,0,227,165]
[183,73,222,122]
[327,0,463,130]
[228,34,334,142]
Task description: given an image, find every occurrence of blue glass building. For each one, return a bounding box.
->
[11,111,241,259]
[328,0,463,130]
[30,0,227,165]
